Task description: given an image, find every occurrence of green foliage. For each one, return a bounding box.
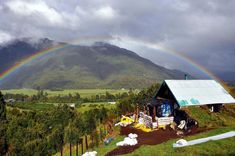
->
[0,91,6,120]
[3,89,129,105]
[0,91,8,155]
[83,111,97,135]
[3,99,117,156]
[65,122,79,145]
[5,105,77,155]
[116,83,161,115]
[2,89,128,98]
[47,125,64,154]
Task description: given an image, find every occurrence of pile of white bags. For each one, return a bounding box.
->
[128,133,138,139]
[116,133,138,146]
[82,151,97,156]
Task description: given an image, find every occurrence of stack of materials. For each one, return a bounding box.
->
[156,116,174,127]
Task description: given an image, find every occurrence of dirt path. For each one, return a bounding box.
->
[106,125,207,156]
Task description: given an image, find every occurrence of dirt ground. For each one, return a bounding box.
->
[106,125,207,156]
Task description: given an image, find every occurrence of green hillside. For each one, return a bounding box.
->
[0,43,185,89]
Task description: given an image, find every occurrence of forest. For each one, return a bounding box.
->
[0,84,161,156]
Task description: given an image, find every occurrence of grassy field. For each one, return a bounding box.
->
[10,102,56,110]
[124,126,235,156]
[1,89,129,97]
[7,101,116,112]
[77,102,116,113]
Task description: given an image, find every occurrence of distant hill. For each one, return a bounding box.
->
[0,38,186,89]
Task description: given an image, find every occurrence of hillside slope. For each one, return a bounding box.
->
[0,39,186,89]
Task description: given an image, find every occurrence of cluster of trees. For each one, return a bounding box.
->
[116,83,161,115]
[1,91,119,156]
[0,83,161,155]
[4,90,129,104]
[0,91,8,155]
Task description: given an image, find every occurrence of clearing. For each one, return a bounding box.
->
[100,105,235,156]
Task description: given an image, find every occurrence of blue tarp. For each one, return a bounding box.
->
[160,102,172,117]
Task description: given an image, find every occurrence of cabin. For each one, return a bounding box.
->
[148,80,235,121]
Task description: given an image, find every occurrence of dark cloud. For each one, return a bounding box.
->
[0,0,234,80]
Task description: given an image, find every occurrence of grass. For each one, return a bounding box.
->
[8,101,116,112]
[7,101,116,113]
[91,136,125,156]
[77,102,116,113]
[9,102,56,111]
[124,126,235,156]
[1,89,129,98]
[56,135,125,156]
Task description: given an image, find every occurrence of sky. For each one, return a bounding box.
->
[0,0,235,80]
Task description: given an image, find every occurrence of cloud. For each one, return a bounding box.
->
[0,0,234,80]
[0,30,12,43]
[5,0,63,25]
[95,6,116,19]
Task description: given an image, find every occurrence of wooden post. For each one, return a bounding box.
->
[137,104,139,118]
[144,105,146,114]
[85,135,88,150]
[80,138,84,155]
[147,106,150,116]
[153,106,156,122]
[135,104,139,122]
[69,143,72,156]
[134,105,137,122]
[76,141,78,156]
[60,146,63,156]
[60,139,64,156]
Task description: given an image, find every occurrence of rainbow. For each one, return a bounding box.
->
[0,43,68,83]
[111,36,225,83]
[0,36,225,87]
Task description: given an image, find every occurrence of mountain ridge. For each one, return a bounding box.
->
[0,38,187,89]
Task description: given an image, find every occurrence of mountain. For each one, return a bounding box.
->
[0,38,56,74]
[0,38,186,89]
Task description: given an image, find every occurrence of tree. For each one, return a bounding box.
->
[47,125,64,154]
[65,122,76,156]
[73,114,84,156]
[83,111,96,150]
[0,91,6,120]
[0,91,8,155]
